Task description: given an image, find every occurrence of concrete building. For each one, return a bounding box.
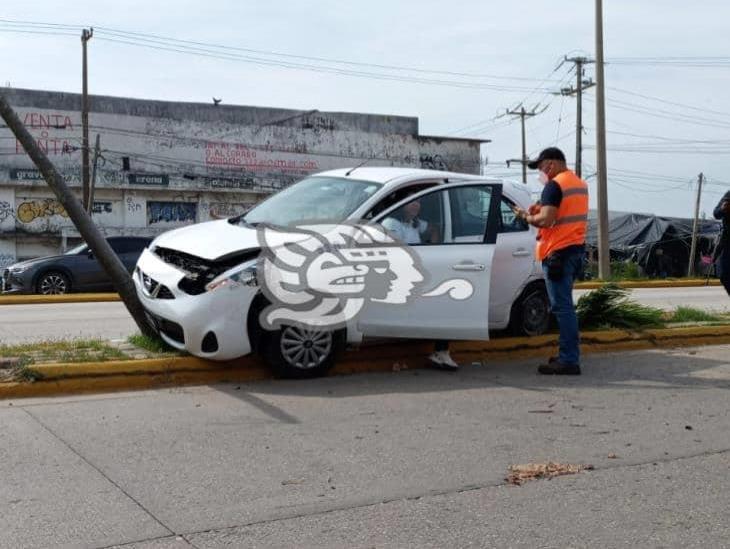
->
[0,88,485,267]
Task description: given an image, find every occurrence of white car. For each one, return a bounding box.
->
[134,168,549,377]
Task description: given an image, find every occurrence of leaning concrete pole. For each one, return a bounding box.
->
[0,93,156,338]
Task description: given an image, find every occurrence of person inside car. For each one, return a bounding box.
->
[381,198,439,245]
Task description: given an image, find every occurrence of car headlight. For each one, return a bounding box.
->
[205,260,259,293]
[9,265,30,274]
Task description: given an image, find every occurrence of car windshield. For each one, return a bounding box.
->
[65,243,88,255]
[239,176,382,227]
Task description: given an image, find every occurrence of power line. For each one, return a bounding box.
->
[607,86,730,119]
[0,19,559,89]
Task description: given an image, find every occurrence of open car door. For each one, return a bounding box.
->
[357,181,502,341]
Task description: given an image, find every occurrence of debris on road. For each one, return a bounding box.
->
[506,462,594,486]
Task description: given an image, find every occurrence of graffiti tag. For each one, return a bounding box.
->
[16,199,68,224]
[147,202,197,225]
[419,154,449,171]
[0,200,13,223]
[126,197,142,213]
[208,202,253,220]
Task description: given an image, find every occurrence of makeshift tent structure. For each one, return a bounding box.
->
[585,211,721,277]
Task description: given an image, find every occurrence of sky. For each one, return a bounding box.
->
[2,0,730,218]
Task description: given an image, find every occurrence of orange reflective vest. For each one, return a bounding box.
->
[536,170,589,261]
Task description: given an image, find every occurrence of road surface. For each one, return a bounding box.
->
[2,344,730,548]
[1,286,729,345]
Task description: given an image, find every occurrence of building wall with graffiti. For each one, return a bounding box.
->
[0,87,483,263]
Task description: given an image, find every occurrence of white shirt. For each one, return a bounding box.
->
[382,217,428,244]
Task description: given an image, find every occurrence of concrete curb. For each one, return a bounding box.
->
[0,280,722,305]
[0,293,121,305]
[3,325,730,400]
[574,279,721,290]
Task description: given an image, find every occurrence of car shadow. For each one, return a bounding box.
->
[213,344,730,403]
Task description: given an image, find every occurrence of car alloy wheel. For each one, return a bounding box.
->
[520,288,550,336]
[38,272,69,295]
[279,325,333,370]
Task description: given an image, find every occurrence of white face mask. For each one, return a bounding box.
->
[538,170,549,185]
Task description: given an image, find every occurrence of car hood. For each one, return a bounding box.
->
[150,220,349,261]
[151,219,263,261]
[5,255,65,270]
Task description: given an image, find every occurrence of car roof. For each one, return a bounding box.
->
[314,167,531,202]
[315,167,486,185]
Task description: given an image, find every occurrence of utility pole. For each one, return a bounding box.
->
[81,27,93,212]
[88,133,101,215]
[0,93,156,337]
[504,104,548,183]
[595,0,611,279]
[688,172,704,277]
[554,57,595,177]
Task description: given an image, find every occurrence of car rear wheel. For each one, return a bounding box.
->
[36,271,70,295]
[508,283,550,336]
[264,323,339,379]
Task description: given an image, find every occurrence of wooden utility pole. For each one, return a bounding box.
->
[0,93,156,338]
[555,57,595,177]
[595,0,611,279]
[504,104,548,183]
[89,133,101,214]
[688,172,704,277]
[81,27,93,211]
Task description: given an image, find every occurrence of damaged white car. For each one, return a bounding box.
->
[134,168,549,377]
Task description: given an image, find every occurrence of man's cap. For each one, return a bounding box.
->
[527,147,566,170]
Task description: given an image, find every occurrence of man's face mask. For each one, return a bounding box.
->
[537,160,552,184]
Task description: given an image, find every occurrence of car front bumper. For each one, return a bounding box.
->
[1,269,32,294]
[133,248,258,360]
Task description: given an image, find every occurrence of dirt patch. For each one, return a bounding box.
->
[506,462,594,486]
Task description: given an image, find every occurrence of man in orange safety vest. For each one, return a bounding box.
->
[512,147,588,375]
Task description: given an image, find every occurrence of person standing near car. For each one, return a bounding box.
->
[512,147,588,375]
[712,190,730,295]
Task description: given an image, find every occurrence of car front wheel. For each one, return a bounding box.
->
[36,271,70,295]
[264,324,339,379]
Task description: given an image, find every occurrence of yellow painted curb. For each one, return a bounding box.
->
[4,325,730,400]
[0,293,120,306]
[575,279,721,290]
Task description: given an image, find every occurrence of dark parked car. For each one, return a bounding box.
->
[1,237,152,295]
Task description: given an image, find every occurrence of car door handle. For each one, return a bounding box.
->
[452,263,486,272]
[512,249,531,257]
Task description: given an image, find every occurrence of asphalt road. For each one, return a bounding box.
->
[2,344,730,548]
[1,286,729,345]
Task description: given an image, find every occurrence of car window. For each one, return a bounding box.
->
[449,186,494,243]
[499,197,529,233]
[381,191,445,245]
[365,183,439,219]
[242,177,382,227]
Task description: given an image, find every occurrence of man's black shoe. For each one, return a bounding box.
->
[538,361,581,375]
